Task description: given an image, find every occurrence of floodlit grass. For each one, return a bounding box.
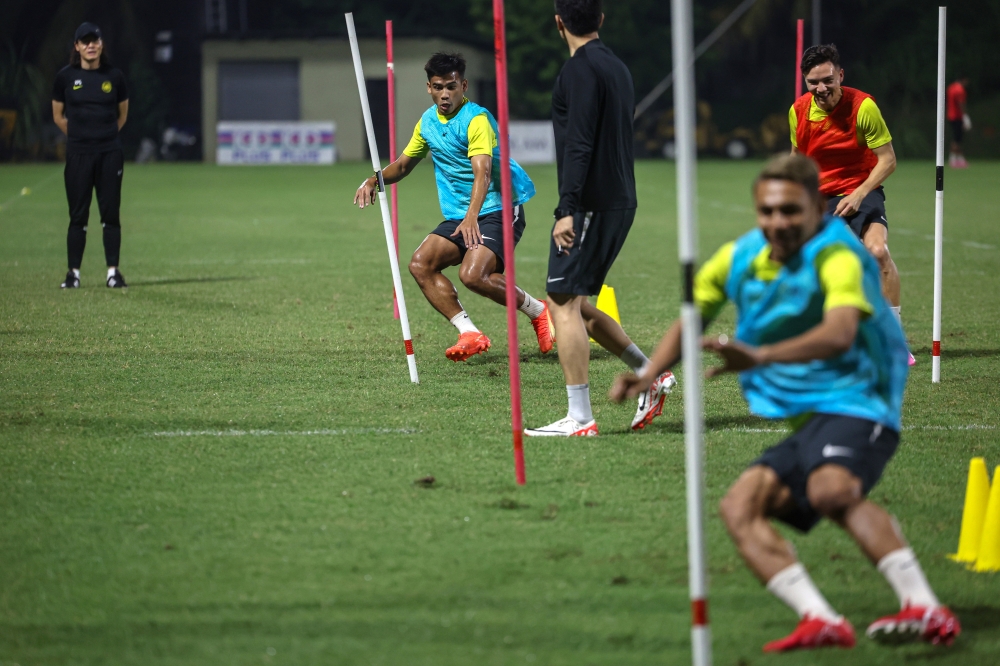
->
[1,159,998,665]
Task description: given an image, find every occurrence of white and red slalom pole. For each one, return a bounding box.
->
[387,20,401,320]
[932,6,946,383]
[795,18,804,98]
[492,0,526,486]
[672,0,711,663]
[346,13,418,384]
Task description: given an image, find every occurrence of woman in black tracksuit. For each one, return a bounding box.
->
[52,22,129,288]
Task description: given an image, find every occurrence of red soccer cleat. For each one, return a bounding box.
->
[762,615,856,653]
[445,331,491,362]
[866,605,961,646]
[530,302,554,354]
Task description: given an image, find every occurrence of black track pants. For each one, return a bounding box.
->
[65,149,124,269]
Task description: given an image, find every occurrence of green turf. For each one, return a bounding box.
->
[1,160,998,665]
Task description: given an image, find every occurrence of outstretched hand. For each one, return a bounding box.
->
[609,372,653,403]
[702,334,763,377]
[353,177,377,209]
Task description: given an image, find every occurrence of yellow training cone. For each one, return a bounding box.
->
[948,457,991,563]
[972,466,1000,573]
[590,285,621,343]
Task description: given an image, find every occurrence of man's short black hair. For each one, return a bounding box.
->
[800,44,841,75]
[555,0,603,37]
[425,52,466,81]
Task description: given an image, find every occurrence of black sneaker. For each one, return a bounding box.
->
[106,269,127,288]
[61,271,80,289]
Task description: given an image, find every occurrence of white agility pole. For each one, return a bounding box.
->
[671,0,711,664]
[345,13,419,384]
[932,7,946,383]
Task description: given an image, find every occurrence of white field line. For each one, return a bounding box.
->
[721,424,997,434]
[149,428,417,438]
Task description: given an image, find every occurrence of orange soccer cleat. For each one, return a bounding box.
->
[530,302,554,354]
[866,605,960,646]
[762,615,856,653]
[445,331,491,362]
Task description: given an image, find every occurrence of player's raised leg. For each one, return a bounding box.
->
[408,234,490,361]
[581,300,675,430]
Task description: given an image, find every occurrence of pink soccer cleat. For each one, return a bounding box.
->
[762,615,856,653]
[866,605,961,646]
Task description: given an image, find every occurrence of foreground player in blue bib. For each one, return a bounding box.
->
[355,53,552,362]
[611,155,959,653]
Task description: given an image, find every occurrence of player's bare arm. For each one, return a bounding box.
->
[117,100,128,131]
[833,143,896,217]
[354,154,422,208]
[704,306,862,377]
[451,154,490,249]
[52,100,68,135]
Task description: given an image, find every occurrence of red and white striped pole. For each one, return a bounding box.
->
[387,20,401,320]
[492,0,526,486]
[932,6,946,382]
[346,13,419,384]
[795,19,804,99]
[672,0,711,663]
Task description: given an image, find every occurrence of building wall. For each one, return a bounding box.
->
[201,38,493,163]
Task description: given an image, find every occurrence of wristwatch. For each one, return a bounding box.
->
[553,207,574,220]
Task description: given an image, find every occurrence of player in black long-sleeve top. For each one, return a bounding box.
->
[52,23,129,289]
[525,0,675,437]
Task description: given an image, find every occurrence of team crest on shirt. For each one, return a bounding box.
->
[73,80,83,90]
[102,81,112,93]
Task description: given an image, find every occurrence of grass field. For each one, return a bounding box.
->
[1,159,998,665]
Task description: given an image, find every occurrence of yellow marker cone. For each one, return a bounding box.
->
[590,285,620,343]
[20,187,30,196]
[972,465,1000,572]
[948,457,991,563]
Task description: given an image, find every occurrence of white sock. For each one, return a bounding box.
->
[566,384,593,424]
[765,563,840,622]
[72,268,80,278]
[890,306,901,325]
[449,311,480,335]
[107,267,116,279]
[877,547,939,609]
[518,292,546,320]
[619,343,650,374]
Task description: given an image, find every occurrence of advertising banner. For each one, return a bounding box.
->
[508,121,556,164]
[217,122,336,165]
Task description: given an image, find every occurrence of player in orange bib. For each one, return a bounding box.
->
[790,44,914,366]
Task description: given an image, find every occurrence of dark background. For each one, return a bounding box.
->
[2,0,998,160]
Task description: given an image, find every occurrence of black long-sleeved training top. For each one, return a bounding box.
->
[552,39,637,214]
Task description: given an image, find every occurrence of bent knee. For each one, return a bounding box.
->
[409,255,431,280]
[864,238,891,264]
[458,266,488,292]
[807,484,860,517]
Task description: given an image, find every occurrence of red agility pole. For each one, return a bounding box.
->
[492,0,526,486]
[795,19,804,98]
[387,20,401,319]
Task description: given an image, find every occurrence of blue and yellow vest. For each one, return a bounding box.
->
[418,100,535,220]
[725,217,909,430]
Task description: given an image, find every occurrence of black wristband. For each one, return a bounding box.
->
[553,207,574,220]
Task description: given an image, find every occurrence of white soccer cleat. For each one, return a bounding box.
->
[524,416,598,437]
[631,371,677,431]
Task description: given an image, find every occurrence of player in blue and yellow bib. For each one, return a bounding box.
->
[610,155,960,652]
[354,52,552,362]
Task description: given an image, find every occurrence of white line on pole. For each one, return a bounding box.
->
[932,7,946,383]
[671,0,711,664]
[345,13,419,384]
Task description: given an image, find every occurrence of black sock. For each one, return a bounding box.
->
[102,223,121,268]
[67,226,87,270]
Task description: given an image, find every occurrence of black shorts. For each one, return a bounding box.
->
[545,208,635,296]
[950,118,964,144]
[751,413,900,533]
[825,187,887,237]
[430,204,526,274]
